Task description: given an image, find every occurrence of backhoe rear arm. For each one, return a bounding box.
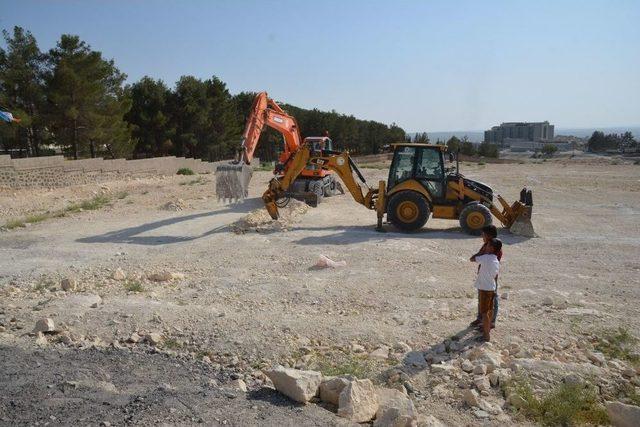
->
[262,146,383,220]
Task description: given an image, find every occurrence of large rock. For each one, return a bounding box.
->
[374,388,417,427]
[403,351,428,368]
[606,401,640,427]
[111,268,126,281]
[264,366,322,403]
[319,377,350,405]
[33,318,55,333]
[337,379,379,423]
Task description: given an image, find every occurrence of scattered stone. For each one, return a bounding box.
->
[488,372,500,387]
[264,366,322,404]
[473,409,490,419]
[35,331,48,346]
[541,296,554,306]
[473,364,487,375]
[431,363,456,374]
[394,342,412,353]
[127,332,141,343]
[461,359,474,373]
[417,415,446,427]
[319,377,350,405]
[33,318,55,333]
[90,302,99,308]
[351,343,366,353]
[463,389,481,408]
[337,379,378,423]
[370,346,390,360]
[474,376,490,392]
[563,374,583,387]
[230,379,247,392]
[587,351,606,366]
[112,268,126,281]
[373,388,417,427]
[145,333,163,345]
[60,277,77,292]
[606,401,640,427]
[404,351,428,368]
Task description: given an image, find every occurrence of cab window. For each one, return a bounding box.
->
[416,148,443,179]
[389,146,416,187]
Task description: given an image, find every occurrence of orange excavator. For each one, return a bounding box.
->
[215,92,342,202]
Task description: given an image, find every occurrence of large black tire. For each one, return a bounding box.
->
[459,203,493,235]
[387,191,430,232]
[309,180,324,204]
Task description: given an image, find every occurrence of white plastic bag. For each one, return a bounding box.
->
[316,254,347,268]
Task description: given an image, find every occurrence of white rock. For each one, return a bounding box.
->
[61,277,77,291]
[319,377,350,405]
[35,331,48,346]
[370,346,390,360]
[337,379,379,423]
[606,401,640,427]
[112,268,126,281]
[431,363,456,374]
[145,333,163,345]
[230,378,247,392]
[33,318,55,333]
[541,296,554,306]
[587,351,606,366]
[373,388,417,427]
[264,366,322,404]
[474,376,491,392]
[417,415,446,427]
[127,332,141,343]
[351,343,366,353]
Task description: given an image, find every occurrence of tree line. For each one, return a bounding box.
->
[0,27,406,161]
[587,131,637,153]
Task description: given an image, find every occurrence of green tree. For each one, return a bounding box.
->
[0,26,47,156]
[45,35,132,159]
[413,132,429,143]
[459,137,476,156]
[541,143,558,157]
[478,142,499,158]
[446,136,461,152]
[126,76,174,157]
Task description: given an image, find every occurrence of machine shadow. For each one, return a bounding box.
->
[291,224,529,246]
[76,197,262,246]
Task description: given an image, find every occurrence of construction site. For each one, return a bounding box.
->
[2,1,640,425]
[1,99,640,425]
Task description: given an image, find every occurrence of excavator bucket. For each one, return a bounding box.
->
[509,189,536,237]
[215,162,252,202]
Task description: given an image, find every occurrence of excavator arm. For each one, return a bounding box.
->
[262,146,387,230]
[239,92,302,165]
[216,92,303,201]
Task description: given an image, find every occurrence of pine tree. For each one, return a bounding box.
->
[0,26,47,156]
[45,35,131,159]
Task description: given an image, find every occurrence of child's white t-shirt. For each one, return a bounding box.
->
[474,254,499,291]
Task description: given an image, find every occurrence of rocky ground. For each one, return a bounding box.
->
[1,156,639,426]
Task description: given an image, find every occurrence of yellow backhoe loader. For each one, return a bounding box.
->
[261,143,535,236]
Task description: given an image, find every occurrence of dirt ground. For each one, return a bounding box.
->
[1,157,639,426]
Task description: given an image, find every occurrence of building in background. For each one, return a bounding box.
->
[484,121,555,146]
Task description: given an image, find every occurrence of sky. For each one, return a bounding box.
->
[1,0,639,132]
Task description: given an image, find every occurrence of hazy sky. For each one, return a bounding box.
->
[1,0,639,131]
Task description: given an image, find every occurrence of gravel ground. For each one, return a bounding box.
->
[1,157,639,425]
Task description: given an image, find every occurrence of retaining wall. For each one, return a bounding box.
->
[0,155,225,189]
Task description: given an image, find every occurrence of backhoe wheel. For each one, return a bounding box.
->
[309,181,324,204]
[387,191,430,232]
[459,203,492,235]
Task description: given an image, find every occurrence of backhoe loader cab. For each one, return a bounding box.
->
[384,143,532,235]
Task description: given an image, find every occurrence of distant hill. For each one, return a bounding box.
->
[410,126,640,143]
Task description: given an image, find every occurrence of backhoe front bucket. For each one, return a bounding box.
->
[215,162,252,202]
[508,189,535,237]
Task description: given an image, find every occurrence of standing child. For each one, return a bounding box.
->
[470,225,502,329]
[471,238,502,342]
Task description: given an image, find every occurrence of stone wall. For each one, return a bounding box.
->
[0,155,226,189]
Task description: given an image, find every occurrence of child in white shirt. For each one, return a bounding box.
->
[471,238,502,342]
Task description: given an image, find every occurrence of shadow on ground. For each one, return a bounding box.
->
[76,197,262,246]
[292,224,530,246]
